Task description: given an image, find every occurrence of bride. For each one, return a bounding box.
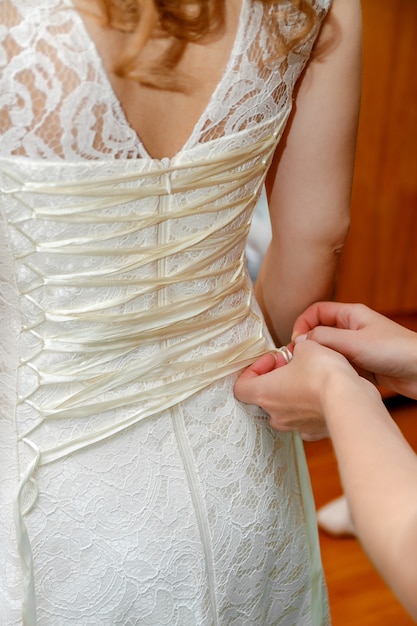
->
[0,0,361,623]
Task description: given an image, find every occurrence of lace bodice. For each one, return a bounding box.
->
[1,0,330,161]
[0,1,332,624]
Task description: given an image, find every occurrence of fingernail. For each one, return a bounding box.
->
[294,333,308,343]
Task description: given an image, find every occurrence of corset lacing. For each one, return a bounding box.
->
[0,122,288,623]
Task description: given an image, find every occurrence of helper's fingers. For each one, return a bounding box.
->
[237,345,293,382]
[234,347,293,405]
[275,345,294,367]
[292,301,356,340]
[236,352,277,382]
[296,326,361,364]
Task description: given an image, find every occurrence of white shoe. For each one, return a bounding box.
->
[317,495,356,537]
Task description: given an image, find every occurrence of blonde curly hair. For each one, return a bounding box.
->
[93,0,319,89]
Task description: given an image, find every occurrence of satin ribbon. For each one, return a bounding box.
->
[0,117,289,625]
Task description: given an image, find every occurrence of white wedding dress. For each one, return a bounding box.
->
[0,1,332,624]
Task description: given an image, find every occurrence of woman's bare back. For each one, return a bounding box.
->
[76,0,242,159]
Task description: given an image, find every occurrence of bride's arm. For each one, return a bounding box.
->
[257,0,362,344]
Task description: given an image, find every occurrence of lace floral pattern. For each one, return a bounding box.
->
[0,1,332,624]
[0,0,331,161]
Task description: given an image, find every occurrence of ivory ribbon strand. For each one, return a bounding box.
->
[0,120,288,624]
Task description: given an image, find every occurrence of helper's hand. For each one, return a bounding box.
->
[234,340,362,440]
[292,302,417,400]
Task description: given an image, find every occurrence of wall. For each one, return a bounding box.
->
[335,0,417,316]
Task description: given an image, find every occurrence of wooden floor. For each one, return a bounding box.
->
[304,396,417,625]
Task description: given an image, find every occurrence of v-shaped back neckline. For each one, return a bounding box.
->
[73,0,247,162]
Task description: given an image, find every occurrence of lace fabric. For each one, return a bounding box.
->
[1,0,330,161]
[0,1,332,624]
